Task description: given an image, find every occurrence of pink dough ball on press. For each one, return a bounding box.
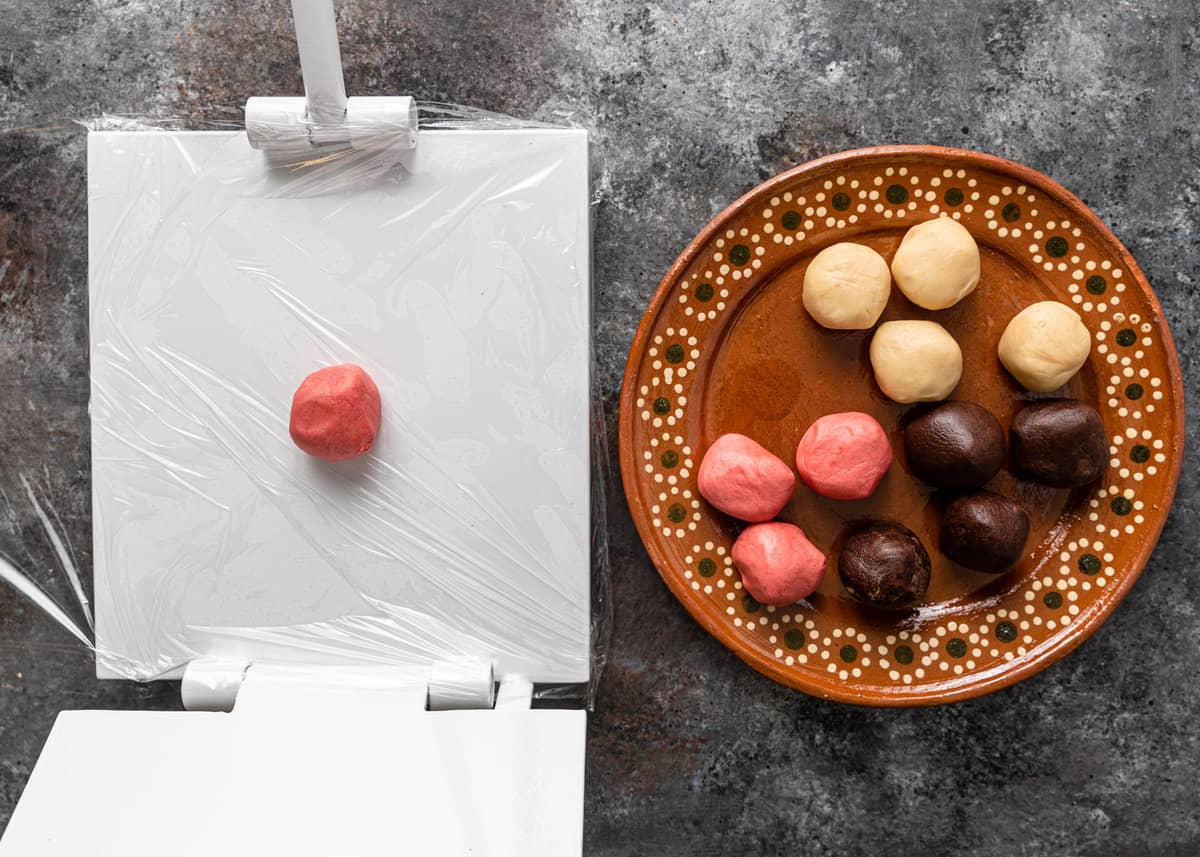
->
[732,522,827,606]
[697,433,796,522]
[289,364,382,462]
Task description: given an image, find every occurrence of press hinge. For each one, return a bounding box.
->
[180,657,531,713]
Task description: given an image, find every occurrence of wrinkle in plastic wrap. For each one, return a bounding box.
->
[0,106,609,707]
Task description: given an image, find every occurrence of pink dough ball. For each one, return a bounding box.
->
[289,364,382,461]
[732,522,827,605]
[697,433,796,522]
[795,412,893,500]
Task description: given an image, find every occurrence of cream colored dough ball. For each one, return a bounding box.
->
[869,320,963,403]
[802,242,892,330]
[998,301,1092,392]
[890,217,981,310]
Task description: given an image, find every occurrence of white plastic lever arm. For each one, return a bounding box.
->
[245,0,417,154]
[291,0,348,125]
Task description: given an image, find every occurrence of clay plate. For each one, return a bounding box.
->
[619,146,1185,705]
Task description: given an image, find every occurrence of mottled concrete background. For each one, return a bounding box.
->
[0,0,1197,853]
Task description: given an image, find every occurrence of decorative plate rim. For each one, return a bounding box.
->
[618,144,1186,706]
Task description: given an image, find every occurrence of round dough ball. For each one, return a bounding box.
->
[869,320,963,403]
[940,491,1030,574]
[902,401,1005,491]
[838,520,931,608]
[802,242,891,329]
[697,433,796,523]
[289,364,382,461]
[732,522,826,606]
[890,217,981,310]
[795,412,893,500]
[1010,399,1107,488]
[997,301,1091,392]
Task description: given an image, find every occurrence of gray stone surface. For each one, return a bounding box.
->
[0,0,1197,853]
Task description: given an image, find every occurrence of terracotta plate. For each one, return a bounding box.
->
[619,146,1185,705]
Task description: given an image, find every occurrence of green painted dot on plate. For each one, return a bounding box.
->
[1130,444,1151,463]
[944,188,964,206]
[839,645,857,664]
[1126,383,1144,400]
[1001,201,1021,222]
[946,638,968,658]
[894,645,914,665]
[729,244,751,265]
[886,184,909,204]
[1045,236,1069,258]
[1078,553,1102,575]
[665,344,685,363]
[695,282,714,302]
[1043,591,1063,609]
[1116,328,1136,346]
[652,397,670,414]
[781,210,802,230]
[660,450,679,468]
[698,558,717,577]
[1086,275,1107,295]
[742,594,761,613]
[784,629,805,649]
[1111,496,1133,515]
[832,192,851,211]
[995,621,1018,643]
[667,503,686,523]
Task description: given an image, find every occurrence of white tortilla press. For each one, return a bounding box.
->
[1,1,592,853]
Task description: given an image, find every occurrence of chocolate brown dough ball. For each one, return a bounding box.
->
[940,492,1030,573]
[902,401,1005,491]
[838,521,931,608]
[1010,399,1107,488]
